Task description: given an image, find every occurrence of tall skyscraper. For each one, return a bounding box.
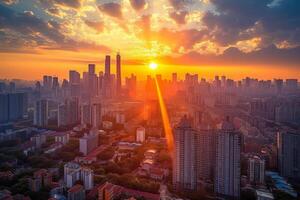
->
[88,64,95,75]
[105,55,111,76]
[69,70,80,84]
[277,130,300,180]
[116,53,121,94]
[215,117,241,199]
[248,155,265,184]
[92,103,101,128]
[173,115,197,191]
[34,99,48,127]
[0,93,28,123]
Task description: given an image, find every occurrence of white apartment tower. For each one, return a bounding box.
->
[215,117,241,199]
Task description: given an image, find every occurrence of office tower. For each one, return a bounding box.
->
[69,70,80,84]
[58,98,79,127]
[116,53,121,94]
[81,167,94,190]
[58,104,67,127]
[79,130,99,155]
[173,115,197,190]
[248,155,265,184]
[194,111,216,182]
[52,77,59,89]
[81,103,92,125]
[0,93,28,122]
[125,74,137,98]
[64,162,81,188]
[105,55,111,76]
[34,99,48,127]
[0,94,9,122]
[286,79,298,93]
[274,79,283,93]
[88,64,95,75]
[54,132,70,145]
[277,130,300,180]
[9,82,16,92]
[0,82,6,93]
[215,117,241,199]
[172,73,177,83]
[136,126,146,143]
[92,103,101,128]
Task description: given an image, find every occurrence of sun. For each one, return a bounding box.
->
[149,62,158,70]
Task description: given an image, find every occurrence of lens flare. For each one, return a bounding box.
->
[154,77,174,152]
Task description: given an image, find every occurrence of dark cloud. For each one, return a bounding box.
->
[130,0,146,11]
[160,45,300,67]
[0,0,18,5]
[84,20,104,33]
[39,0,82,9]
[169,0,186,10]
[0,4,110,52]
[98,2,122,19]
[169,11,188,24]
[203,0,300,47]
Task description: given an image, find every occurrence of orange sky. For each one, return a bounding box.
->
[0,0,299,81]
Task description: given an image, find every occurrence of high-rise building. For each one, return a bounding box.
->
[64,162,81,188]
[116,53,121,94]
[69,70,80,84]
[64,162,94,191]
[277,130,300,180]
[105,55,111,76]
[0,94,9,122]
[88,64,95,75]
[0,93,28,122]
[215,117,241,199]
[173,115,197,191]
[81,167,94,190]
[194,111,216,182]
[81,103,92,125]
[92,103,101,128]
[79,130,99,156]
[34,99,48,127]
[136,126,146,143]
[248,155,265,184]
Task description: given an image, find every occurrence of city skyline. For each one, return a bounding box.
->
[0,0,300,80]
[0,1,300,200]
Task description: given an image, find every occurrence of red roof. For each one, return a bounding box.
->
[98,182,159,200]
[68,184,84,193]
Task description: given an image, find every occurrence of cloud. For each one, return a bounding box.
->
[160,44,300,67]
[0,0,18,5]
[98,2,122,19]
[84,20,104,33]
[130,0,146,11]
[0,4,110,52]
[169,11,188,24]
[202,0,300,47]
[38,0,82,9]
[169,0,186,10]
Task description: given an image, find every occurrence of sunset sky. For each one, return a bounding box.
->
[0,0,299,80]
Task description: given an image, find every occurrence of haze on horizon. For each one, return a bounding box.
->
[0,0,299,80]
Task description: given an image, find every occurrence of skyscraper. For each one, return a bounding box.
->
[105,55,110,76]
[248,155,265,184]
[277,129,300,180]
[215,117,241,199]
[173,115,197,191]
[69,70,80,84]
[116,53,121,94]
[34,99,48,127]
[0,93,28,122]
